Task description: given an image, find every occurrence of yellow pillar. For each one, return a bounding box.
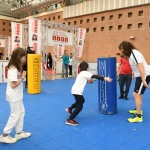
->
[27,54,41,94]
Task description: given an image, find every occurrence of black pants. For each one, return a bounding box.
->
[69,94,85,120]
[69,65,72,75]
[119,74,132,96]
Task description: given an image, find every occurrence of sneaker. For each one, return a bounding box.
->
[128,115,143,123]
[15,132,31,140]
[66,119,79,126]
[65,108,72,114]
[0,134,17,144]
[124,95,128,100]
[118,95,124,99]
[129,109,142,115]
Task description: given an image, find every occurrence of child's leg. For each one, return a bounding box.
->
[69,95,85,120]
[15,100,25,134]
[69,103,76,110]
[3,101,21,134]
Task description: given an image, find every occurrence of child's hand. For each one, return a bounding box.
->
[104,76,112,82]
[21,71,26,79]
[88,78,93,83]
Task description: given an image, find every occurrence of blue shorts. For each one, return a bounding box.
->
[134,75,150,94]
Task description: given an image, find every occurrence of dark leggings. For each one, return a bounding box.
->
[69,95,85,120]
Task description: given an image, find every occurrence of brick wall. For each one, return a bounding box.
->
[1,4,150,63]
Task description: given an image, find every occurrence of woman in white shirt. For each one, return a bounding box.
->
[118,41,150,123]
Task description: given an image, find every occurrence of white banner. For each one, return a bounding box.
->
[47,29,73,46]
[8,36,12,56]
[11,22,23,50]
[0,39,5,47]
[77,28,86,57]
[29,18,41,54]
[56,44,64,57]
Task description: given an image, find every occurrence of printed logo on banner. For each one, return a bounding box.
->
[29,18,41,54]
[77,28,86,57]
[98,61,108,111]
[11,22,23,50]
[47,29,73,46]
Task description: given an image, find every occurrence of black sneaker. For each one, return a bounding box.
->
[124,95,128,100]
[119,95,124,99]
[66,119,79,126]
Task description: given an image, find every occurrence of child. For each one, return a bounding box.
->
[65,61,112,126]
[0,47,31,144]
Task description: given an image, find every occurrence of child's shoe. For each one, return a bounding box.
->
[65,108,72,114]
[15,132,31,140]
[0,134,17,144]
[66,119,79,126]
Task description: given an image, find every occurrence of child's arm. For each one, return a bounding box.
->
[91,75,112,82]
[10,71,26,89]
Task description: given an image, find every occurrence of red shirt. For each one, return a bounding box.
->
[119,57,132,74]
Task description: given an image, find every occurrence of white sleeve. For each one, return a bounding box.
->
[9,68,18,81]
[82,71,93,79]
[134,50,143,63]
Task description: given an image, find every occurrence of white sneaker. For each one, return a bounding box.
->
[0,134,17,144]
[15,132,31,140]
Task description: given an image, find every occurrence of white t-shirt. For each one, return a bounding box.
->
[71,71,93,95]
[69,57,73,66]
[129,49,150,77]
[6,67,23,102]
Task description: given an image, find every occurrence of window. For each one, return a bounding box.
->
[86,28,89,33]
[74,21,77,25]
[118,25,122,30]
[101,16,105,21]
[68,22,71,25]
[139,10,143,16]
[44,18,47,20]
[149,22,150,27]
[128,12,132,18]
[138,23,143,28]
[118,14,122,19]
[49,18,51,21]
[94,18,97,22]
[53,16,55,20]
[3,22,5,25]
[101,27,104,31]
[3,28,5,31]
[80,20,83,24]
[58,15,60,19]
[87,19,90,23]
[109,15,113,20]
[9,23,11,26]
[127,24,132,29]
[109,26,113,31]
[93,28,97,32]
[9,29,11,32]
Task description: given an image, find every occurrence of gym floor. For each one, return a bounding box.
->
[0,78,150,150]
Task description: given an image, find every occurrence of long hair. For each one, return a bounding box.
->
[79,61,89,71]
[8,47,27,72]
[118,41,136,57]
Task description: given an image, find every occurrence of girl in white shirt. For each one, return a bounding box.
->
[0,47,31,144]
[65,61,112,126]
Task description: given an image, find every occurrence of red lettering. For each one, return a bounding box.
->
[57,37,60,41]
[65,38,68,42]
[61,37,64,42]
[52,36,56,40]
